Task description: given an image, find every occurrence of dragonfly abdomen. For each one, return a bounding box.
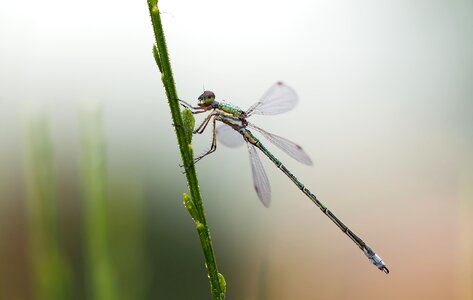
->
[243,129,389,273]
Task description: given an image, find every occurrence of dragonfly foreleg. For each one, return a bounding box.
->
[178,99,209,114]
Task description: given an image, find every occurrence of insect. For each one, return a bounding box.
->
[179,82,389,273]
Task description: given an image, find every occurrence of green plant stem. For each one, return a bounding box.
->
[146,1,225,299]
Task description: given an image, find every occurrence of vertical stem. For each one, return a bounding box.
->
[80,103,116,300]
[146,1,225,299]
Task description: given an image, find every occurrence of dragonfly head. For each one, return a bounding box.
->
[198,90,216,107]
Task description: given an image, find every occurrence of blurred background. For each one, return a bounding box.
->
[0,0,472,299]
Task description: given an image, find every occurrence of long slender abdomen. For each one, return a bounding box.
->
[243,129,389,273]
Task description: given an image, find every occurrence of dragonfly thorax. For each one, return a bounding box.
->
[216,111,247,128]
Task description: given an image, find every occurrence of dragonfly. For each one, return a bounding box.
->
[179,81,389,274]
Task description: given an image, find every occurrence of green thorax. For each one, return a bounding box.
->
[216,102,244,118]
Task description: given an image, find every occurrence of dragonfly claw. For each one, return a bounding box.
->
[179,161,196,173]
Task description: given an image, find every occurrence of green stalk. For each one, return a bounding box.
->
[146,1,226,299]
[80,103,116,300]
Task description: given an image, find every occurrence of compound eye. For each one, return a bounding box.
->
[205,91,215,99]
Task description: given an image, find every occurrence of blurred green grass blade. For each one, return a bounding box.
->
[80,102,117,300]
[24,110,71,300]
[109,173,148,300]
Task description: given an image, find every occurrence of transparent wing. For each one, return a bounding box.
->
[216,124,245,148]
[249,124,313,165]
[247,143,271,207]
[246,82,298,116]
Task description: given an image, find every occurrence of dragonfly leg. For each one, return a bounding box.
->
[193,117,218,164]
[178,99,209,114]
[194,112,216,134]
[179,116,218,170]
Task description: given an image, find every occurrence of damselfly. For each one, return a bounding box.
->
[179,82,389,274]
